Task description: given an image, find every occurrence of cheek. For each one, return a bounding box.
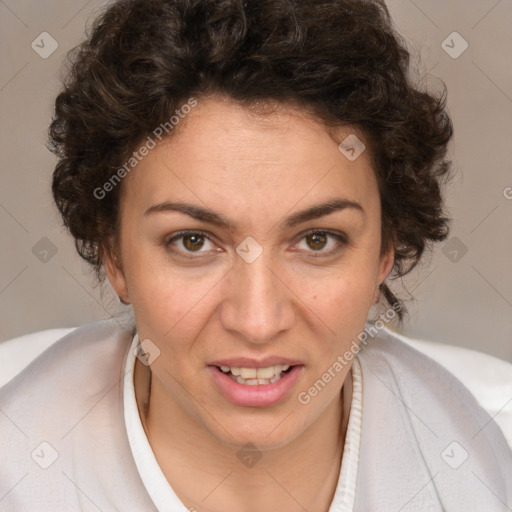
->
[301,254,379,337]
[125,254,223,341]
[313,275,374,327]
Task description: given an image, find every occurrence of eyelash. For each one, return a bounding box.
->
[164,229,348,259]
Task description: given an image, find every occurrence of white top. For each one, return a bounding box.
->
[123,332,364,512]
[1,319,510,511]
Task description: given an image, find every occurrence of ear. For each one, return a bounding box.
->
[377,243,395,285]
[104,245,130,304]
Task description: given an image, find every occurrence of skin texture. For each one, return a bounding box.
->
[105,95,394,512]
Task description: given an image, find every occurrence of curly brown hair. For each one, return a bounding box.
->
[49,0,453,320]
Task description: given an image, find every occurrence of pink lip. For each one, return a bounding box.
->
[208,356,303,368]
[207,364,304,407]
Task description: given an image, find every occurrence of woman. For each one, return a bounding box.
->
[1,0,510,510]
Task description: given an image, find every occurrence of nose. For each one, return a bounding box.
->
[219,252,295,344]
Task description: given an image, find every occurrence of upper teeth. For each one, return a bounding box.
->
[219,365,290,379]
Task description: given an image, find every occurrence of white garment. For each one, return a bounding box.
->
[0,319,510,511]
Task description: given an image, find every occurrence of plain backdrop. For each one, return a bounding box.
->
[0,0,511,362]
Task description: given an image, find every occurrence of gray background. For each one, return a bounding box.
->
[0,0,511,361]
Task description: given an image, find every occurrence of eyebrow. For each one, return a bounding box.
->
[143,198,364,230]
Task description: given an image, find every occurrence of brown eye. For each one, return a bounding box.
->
[182,233,205,252]
[306,232,328,250]
[165,231,216,257]
[294,230,347,257]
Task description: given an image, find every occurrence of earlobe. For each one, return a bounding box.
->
[104,249,130,305]
[378,244,395,285]
[373,248,394,305]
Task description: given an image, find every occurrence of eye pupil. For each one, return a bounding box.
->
[307,232,327,250]
[183,234,204,251]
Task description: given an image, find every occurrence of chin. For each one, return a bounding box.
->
[205,413,308,453]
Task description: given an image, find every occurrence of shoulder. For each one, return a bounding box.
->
[0,319,135,444]
[355,326,512,509]
[382,328,512,442]
[359,326,512,422]
[0,320,142,509]
[0,319,135,401]
[357,326,510,435]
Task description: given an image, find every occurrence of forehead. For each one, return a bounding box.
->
[120,96,380,224]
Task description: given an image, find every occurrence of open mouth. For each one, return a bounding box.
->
[215,364,295,386]
[208,363,304,406]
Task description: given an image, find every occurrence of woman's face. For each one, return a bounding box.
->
[106,95,393,449]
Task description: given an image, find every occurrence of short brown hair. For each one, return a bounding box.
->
[49,0,453,320]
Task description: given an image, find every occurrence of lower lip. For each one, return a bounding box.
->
[207,365,304,407]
